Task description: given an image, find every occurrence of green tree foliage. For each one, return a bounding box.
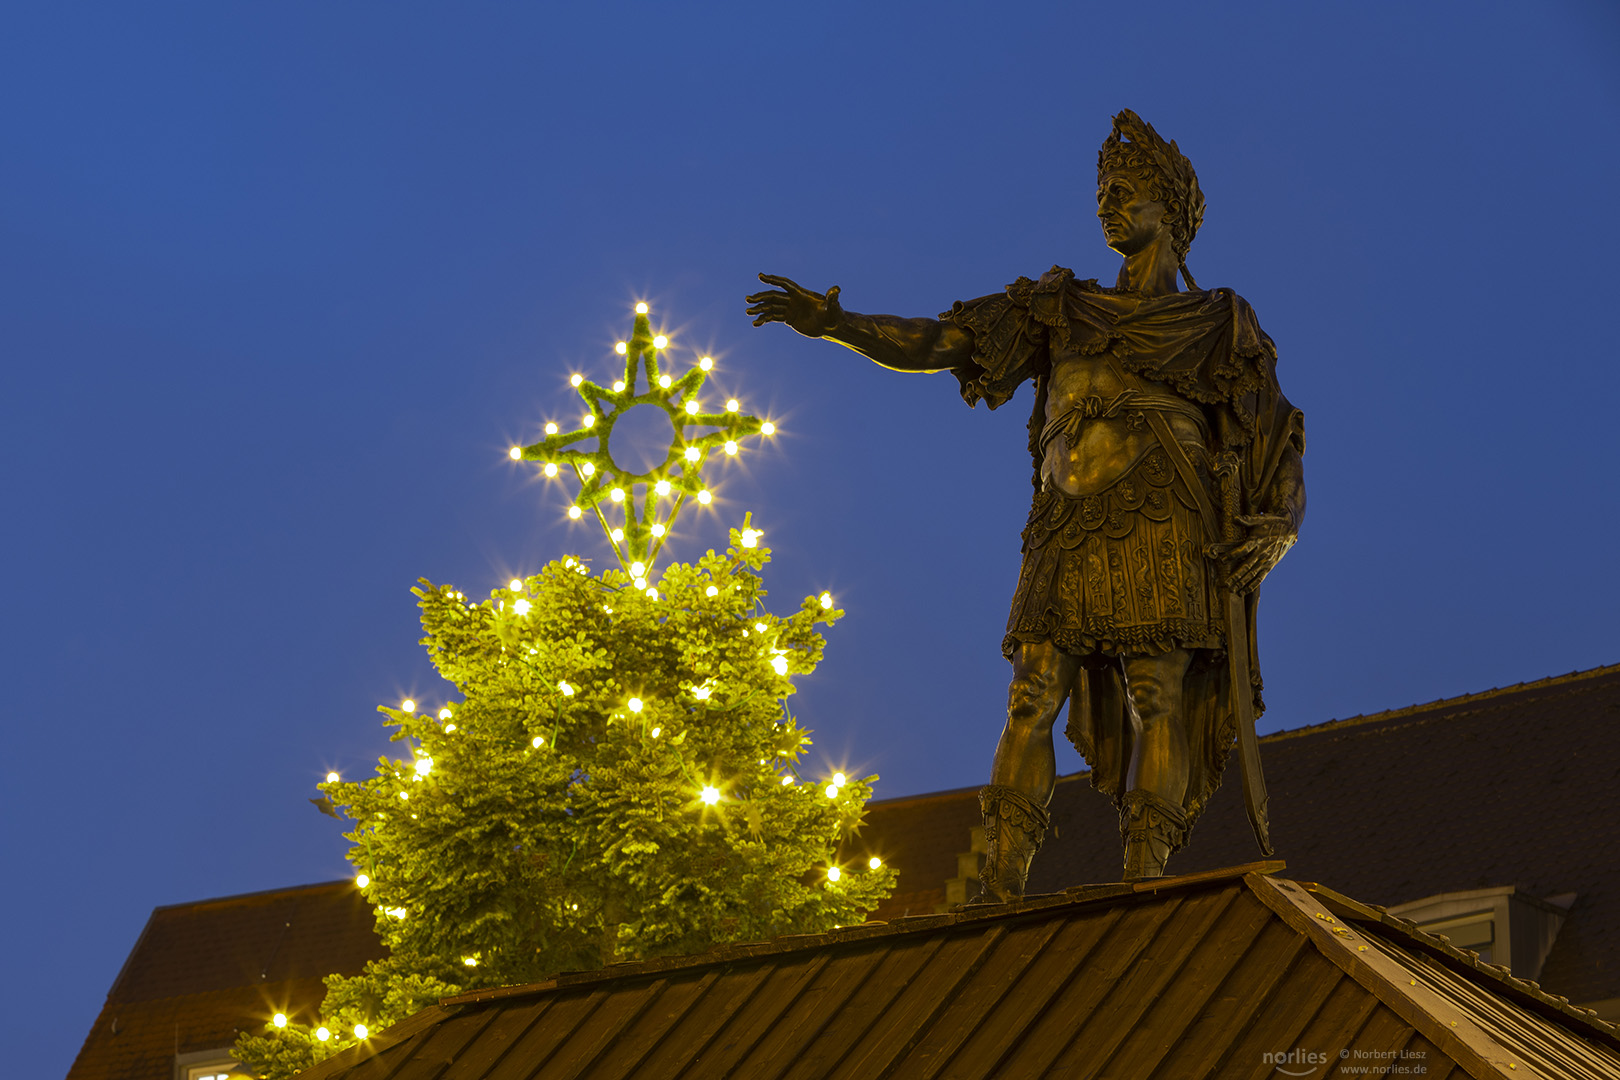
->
[236,534,894,1077]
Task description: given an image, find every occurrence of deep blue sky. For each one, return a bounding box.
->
[5,3,1618,1075]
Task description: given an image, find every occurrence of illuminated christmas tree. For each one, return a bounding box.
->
[236,304,894,1078]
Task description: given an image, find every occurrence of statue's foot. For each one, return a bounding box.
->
[977,784,1049,903]
[1119,789,1188,881]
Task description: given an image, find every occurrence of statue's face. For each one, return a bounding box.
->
[1096,169,1168,257]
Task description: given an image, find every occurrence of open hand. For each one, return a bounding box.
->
[745,273,844,338]
[1224,513,1296,595]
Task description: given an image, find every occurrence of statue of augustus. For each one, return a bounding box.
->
[747,110,1305,898]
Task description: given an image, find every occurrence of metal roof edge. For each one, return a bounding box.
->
[1300,881,1620,1051]
[1260,660,1620,744]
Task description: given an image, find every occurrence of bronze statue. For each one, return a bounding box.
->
[747,110,1304,897]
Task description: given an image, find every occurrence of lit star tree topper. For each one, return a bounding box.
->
[511,303,777,576]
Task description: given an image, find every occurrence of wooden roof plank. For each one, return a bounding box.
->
[529,977,667,1080]
[575,968,722,1080]
[1151,919,1312,1078]
[302,1006,459,1080]
[480,988,611,1080]
[835,926,1010,1080]
[624,961,775,1077]
[771,934,952,1080]
[1265,974,1382,1080]
[427,999,554,1080]
[1211,948,1364,1080]
[948,897,1193,1079]
[1053,883,1274,1080]
[894,911,1090,1080]
[733,941,899,1080]
[666,952,834,1080]
[1018,887,1243,1079]
[1338,1005,1421,1078]
[382,1009,503,1080]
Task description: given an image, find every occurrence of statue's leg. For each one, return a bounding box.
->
[978,639,1077,902]
[1120,648,1193,879]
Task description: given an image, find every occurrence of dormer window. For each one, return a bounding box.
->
[1388,885,1574,980]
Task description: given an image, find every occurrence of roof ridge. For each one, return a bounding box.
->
[1259,660,1620,744]
[148,878,354,914]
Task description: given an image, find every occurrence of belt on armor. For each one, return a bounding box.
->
[1038,390,1209,456]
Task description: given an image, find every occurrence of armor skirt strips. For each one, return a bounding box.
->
[1003,446,1225,659]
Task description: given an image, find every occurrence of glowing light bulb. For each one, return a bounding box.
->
[705,585,719,597]
[869,856,883,869]
[398,790,409,800]
[543,462,558,477]
[636,302,649,314]
[509,579,523,592]
[771,655,788,675]
[700,356,714,370]
[445,723,457,732]
[558,681,574,696]
[513,599,531,615]
[326,771,340,783]
[509,446,522,461]
[820,592,833,609]
[355,1023,369,1039]
[532,736,544,748]
[273,1012,287,1028]
[693,686,712,700]
[742,529,760,548]
[761,422,776,435]
[726,398,739,412]
[317,1027,331,1041]
[825,784,840,799]
[611,528,624,542]
[724,440,738,455]
[545,422,558,435]
[833,772,846,786]
[827,867,842,882]
[650,727,661,738]
[685,400,700,415]
[568,506,583,520]
[581,462,595,476]
[401,699,416,713]
[658,374,672,388]
[462,956,477,967]
[613,379,626,392]
[570,374,584,387]
[684,446,700,462]
[356,873,370,888]
[628,697,643,713]
[655,479,671,496]
[697,490,712,505]
[630,561,646,577]
[781,775,794,786]
[387,906,408,919]
[415,757,432,777]
[610,487,624,502]
[653,334,668,349]
[582,414,595,428]
[651,523,666,537]
[754,622,767,632]
[634,577,647,590]
[615,342,628,356]
[701,786,720,805]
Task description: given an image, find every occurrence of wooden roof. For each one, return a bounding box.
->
[295,864,1620,1080]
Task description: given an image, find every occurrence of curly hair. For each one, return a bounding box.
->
[1098,110,1205,282]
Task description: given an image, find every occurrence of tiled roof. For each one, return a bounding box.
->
[855,662,1620,1005]
[67,880,385,1080]
[293,865,1620,1080]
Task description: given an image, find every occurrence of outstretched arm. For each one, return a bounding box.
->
[746,273,973,373]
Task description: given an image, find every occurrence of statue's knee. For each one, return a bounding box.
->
[1006,673,1060,733]
[1126,672,1177,727]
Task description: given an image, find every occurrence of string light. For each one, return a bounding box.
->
[651,524,666,537]
[658,374,672,388]
[356,873,370,888]
[634,577,647,590]
[697,490,712,505]
[700,356,714,370]
[568,506,583,520]
[611,528,624,542]
[514,599,531,615]
[582,415,595,428]
[509,579,523,591]
[615,343,628,357]
[326,771,340,783]
[532,735,544,748]
[316,1027,331,1042]
[869,856,883,869]
[761,422,775,435]
[693,686,712,700]
[684,446,700,462]
[610,487,624,502]
[781,775,794,786]
[726,399,739,412]
[825,784,840,799]
[628,697,644,713]
[724,440,738,455]
[398,791,409,801]
[754,622,767,632]
[655,479,671,496]
[705,585,719,597]
[401,699,416,713]
[570,374,584,387]
[415,757,433,777]
[439,708,452,720]
[509,446,522,460]
[354,1024,369,1039]
[685,400,700,415]
[581,462,595,477]
[772,655,788,675]
[544,462,558,477]
[820,592,833,609]
[636,302,649,314]
[650,727,661,738]
[826,867,842,882]
[742,529,760,548]
[445,723,457,732]
[700,786,720,805]
[545,422,559,435]
[613,380,626,392]
[462,956,478,967]
[558,681,575,696]
[273,1013,287,1028]
[653,334,668,349]
[630,561,646,577]
[834,772,846,786]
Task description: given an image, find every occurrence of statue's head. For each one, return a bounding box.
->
[1096,110,1204,267]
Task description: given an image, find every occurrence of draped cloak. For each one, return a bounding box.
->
[941,266,1305,824]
